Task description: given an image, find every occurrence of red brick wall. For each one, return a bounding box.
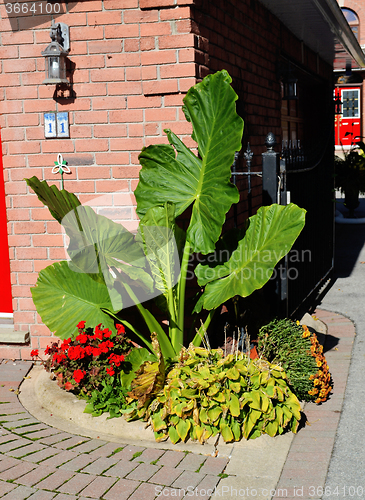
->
[0,0,201,359]
[193,0,333,227]
[193,0,282,224]
[0,0,332,359]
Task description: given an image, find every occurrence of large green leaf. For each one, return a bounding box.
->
[31,261,115,339]
[64,206,145,270]
[137,202,186,354]
[193,204,306,312]
[25,176,81,225]
[137,203,180,300]
[63,206,156,311]
[135,70,243,254]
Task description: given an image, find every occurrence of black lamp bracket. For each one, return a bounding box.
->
[50,20,70,52]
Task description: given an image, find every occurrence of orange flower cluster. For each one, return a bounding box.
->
[303,325,332,404]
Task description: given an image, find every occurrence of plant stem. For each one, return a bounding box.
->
[175,239,191,351]
[102,307,153,352]
[192,309,216,346]
[167,282,179,354]
[119,280,175,360]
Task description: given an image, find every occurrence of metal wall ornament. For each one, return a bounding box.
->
[42,21,70,85]
[52,153,71,190]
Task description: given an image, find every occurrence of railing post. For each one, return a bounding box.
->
[262,132,288,317]
[262,132,280,205]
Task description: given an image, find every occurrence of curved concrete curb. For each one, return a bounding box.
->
[335,213,365,224]
[335,200,365,224]
[19,365,219,455]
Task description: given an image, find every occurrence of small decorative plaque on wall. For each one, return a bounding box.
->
[44,112,70,138]
[57,112,70,138]
[44,113,57,138]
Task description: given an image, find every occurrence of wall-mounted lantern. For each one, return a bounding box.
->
[277,60,299,100]
[42,21,70,85]
[282,75,298,100]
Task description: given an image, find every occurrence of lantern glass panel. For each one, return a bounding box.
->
[288,81,297,98]
[49,56,60,79]
[283,78,298,100]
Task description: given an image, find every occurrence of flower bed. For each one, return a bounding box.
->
[32,322,132,419]
[31,315,332,444]
[27,70,329,445]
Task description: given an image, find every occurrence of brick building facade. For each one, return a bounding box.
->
[335,0,365,148]
[0,0,354,359]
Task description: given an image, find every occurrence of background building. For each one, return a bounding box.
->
[335,0,365,149]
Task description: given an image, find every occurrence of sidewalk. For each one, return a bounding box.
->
[0,309,356,500]
[317,217,365,498]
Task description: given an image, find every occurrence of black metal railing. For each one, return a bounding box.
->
[260,133,334,317]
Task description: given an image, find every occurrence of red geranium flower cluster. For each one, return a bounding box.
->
[43,322,131,396]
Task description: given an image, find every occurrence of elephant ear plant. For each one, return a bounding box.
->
[26,70,306,365]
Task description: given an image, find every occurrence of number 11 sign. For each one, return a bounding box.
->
[44,112,69,138]
[57,112,69,138]
[44,113,57,138]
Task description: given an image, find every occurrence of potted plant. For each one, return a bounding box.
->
[335,139,365,217]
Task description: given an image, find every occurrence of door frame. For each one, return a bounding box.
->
[0,128,13,314]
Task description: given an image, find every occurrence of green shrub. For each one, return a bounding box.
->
[257,318,332,403]
[127,345,302,443]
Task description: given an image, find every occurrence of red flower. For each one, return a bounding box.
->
[73,369,85,384]
[98,341,113,354]
[60,338,71,350]
[85,346,93,356]
[68,345,86,360]
[30,349,39,358]
[94,324,104,339]
[53,352,66,364]
[64,381,74,391]
[116,324,125,335]
[108,353,125,367]
[76,334,88,344]
[77,321,86,329]
[106,367,115,376]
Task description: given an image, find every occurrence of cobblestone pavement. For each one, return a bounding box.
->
[0,309,356,500]
[0,361,228,499]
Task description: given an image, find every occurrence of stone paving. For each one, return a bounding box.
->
[0,309,356,500]
[0,361,228,499]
